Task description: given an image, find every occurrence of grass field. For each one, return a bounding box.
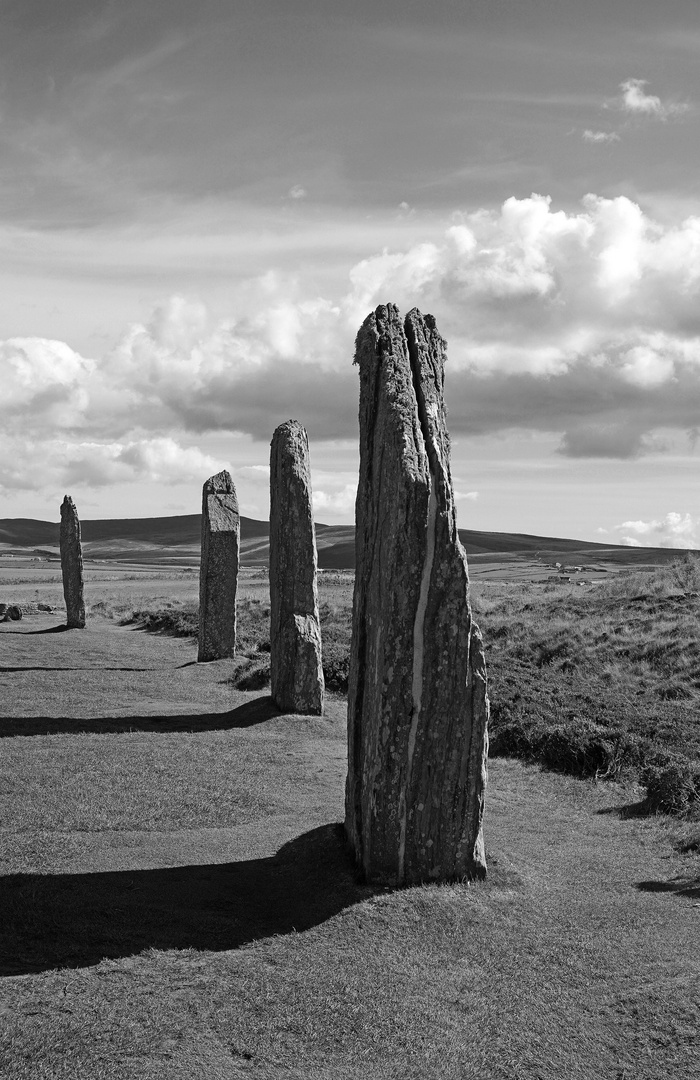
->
[0,561,698,1077]
[92,561,700,820]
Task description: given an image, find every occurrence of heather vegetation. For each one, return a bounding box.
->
[478,557,700,821]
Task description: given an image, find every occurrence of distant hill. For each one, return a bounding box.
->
[0,514,686,570]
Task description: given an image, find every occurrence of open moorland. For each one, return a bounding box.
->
[0,512,686,576]
[0,538,698,1078]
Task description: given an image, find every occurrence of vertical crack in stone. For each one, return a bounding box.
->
[348,303,487,886]
[399,477,437,880]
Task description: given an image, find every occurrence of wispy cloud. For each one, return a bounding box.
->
[582,129,620,144]
[617,78,689,120]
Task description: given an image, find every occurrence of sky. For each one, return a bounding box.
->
[2,0,700,546]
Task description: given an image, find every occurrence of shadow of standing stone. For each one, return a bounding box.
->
[198,470,239,662]
[346,304,489,887]
[269,420,324,715]
[59,495,85,629]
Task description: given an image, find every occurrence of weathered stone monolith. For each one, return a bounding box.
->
[345,304,489,886]
[269,420,324,714]
[59,495,85,629]
[198,470,239,662]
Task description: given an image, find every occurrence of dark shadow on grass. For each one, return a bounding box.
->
[0,666,165,673]
[0,823,376,976]
[597,798,651,819]
[636,877,700,899]
[0,696,280,737]
[0,624,70,635]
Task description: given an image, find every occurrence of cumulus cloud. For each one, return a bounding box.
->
[4,192,700,500]
[313,483,358,516]
[0,434,223,491]
[288,185,307,200]
[582,129,620,144]
[614,512,699,549]
[347,192,700,329]
[618,78,689,120]
[1,337,94,428]
[344,194,700,456]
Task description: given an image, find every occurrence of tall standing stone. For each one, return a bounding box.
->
[346,304,489,886]
[59,495,85,629]
[269,420,324,715]
[198,470,240,662]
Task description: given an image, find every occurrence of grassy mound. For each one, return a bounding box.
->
[114,595,353,695]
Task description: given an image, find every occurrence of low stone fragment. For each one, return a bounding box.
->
[198,470,239,662]
[0,604,22,621]
[60,495,86,629]
[345,304,489,886]
[269,420,324,715]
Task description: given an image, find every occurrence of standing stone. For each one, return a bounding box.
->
[269,420,324,714]
[198,470,239,662]
[345,304,489,886]
[59,495,85,629]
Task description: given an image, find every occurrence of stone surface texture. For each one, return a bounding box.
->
[346,304,489,886]
[198,470,240,662]
[59,496,86,629]
[269,420,324,715]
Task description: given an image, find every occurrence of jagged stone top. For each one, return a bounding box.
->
[404,306,458,539]
[60,495,81,540]
[354,303,428,486]
[273,418,305,440]
[271,420,311,477]
[202,469,238,505]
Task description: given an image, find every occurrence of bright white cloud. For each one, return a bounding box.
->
[346,193,700,375]
[454,490,479,501]
[618,78,689,120]
[4,192,700,499]
[0,434,223,491]
[582,129,620,144]
[0,337,93,425]
[618,344,676,388]
[615,512,699,549]
[313,483,358,515]
[288,185,307,200]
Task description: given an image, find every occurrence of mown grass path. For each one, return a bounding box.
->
[0,617,698,1079]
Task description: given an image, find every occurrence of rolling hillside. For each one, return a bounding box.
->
[0,515,685,570]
